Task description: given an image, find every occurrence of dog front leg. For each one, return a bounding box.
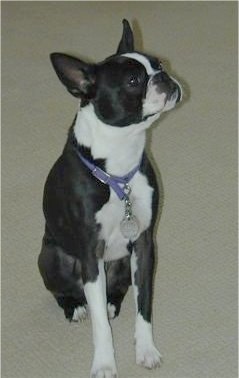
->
[84,259,117,378]
[131,230,162,369]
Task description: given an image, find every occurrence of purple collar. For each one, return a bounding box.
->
[76,150,142,200]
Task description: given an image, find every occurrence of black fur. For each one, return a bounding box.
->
[37,19,184,377]
[38,124,159,320]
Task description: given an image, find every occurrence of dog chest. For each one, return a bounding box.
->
[95,173,153,261]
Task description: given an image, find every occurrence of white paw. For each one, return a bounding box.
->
[91,351,117,378]
[136,343,162,369]
[72,306,88,322]
[107,303,116,319]
[91,366,118,378]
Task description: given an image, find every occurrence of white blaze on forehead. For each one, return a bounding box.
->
[121,53,156,75]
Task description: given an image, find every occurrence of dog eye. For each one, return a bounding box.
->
[128,75,141,87]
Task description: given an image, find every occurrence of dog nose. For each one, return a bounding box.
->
[176,85,182,103]
[169,82,182,104]
[173,80,182,103]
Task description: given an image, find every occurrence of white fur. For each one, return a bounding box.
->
[96,173,153,261]
[131,252,161,368]
[84,260,117,378]
[107,303,116,319]
[74,104,159,176]
[74,104,155,261]
[143,84,167,117]
[135,313,162,369]
[122,52,157,75]
[72,305,88,322]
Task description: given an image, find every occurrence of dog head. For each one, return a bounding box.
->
[50,19,182,127]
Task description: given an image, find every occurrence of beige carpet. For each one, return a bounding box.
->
[2,2,238,378]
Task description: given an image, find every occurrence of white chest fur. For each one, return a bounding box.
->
[96,172,153,261]
[74,104,157,261]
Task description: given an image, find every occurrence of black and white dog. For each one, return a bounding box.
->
[38,19,182,378]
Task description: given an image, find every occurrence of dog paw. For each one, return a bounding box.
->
[71,305,88,322]
[107,303,116,319]
[91,366,118,378]
[91,351,117,378]
[136,343,162,369]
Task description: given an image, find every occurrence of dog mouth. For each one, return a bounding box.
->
[143,87,181,121]
[142,113,158,121]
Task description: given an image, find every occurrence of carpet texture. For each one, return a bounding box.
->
[2,2,238,378]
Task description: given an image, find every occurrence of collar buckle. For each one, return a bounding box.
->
[76,148,142,200]
[92,167,111,184]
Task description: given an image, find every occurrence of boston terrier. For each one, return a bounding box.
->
[38,19,182,378]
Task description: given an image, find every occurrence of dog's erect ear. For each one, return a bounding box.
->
[50,53,96,98]
[116,19,134,54]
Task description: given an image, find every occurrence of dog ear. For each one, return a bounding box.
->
[50,53,96,98]
[116,19,134,54]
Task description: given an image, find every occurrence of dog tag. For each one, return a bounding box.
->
[120,189,140,240]
[120,215,140,240]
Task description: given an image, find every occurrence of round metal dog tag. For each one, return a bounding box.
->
[120,215,140,240]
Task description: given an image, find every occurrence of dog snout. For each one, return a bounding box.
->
[152,72,181,101]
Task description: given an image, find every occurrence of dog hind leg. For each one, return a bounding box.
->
[105,256,131,319]
[54,294,87,322]
[38,242,87,321]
